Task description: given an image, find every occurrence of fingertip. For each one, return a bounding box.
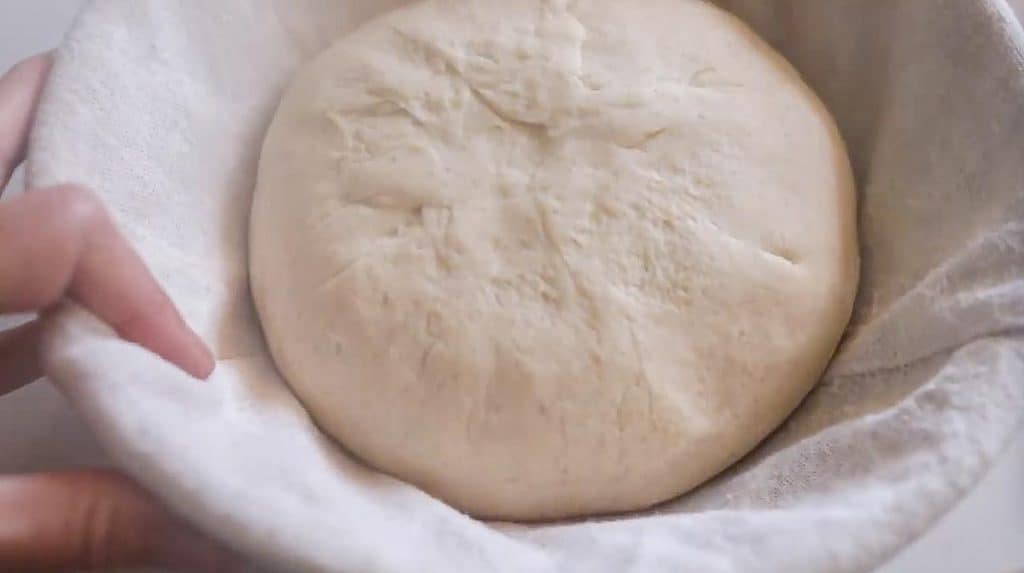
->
[171,311,215,380]
[110,309,215,381]
[149,316,215,380]
[8,52,54,75]
[188,333,217,381]
[0,52,55,190]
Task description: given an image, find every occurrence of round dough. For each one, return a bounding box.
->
[250,0,858,521]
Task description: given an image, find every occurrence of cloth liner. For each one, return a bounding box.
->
[22,1,1024,571]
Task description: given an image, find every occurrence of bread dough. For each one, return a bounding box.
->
[250,0,858,521]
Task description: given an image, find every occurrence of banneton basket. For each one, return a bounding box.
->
[30,1,1024,572]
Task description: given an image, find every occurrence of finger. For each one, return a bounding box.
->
[0,470,242,572]
[0,185,215,379]
[0,53,52,191]
[0,320,43,396]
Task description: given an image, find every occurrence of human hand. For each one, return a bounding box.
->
[0,53,236,572]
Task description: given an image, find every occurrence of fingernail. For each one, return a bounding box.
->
[174,314,215,379]
[187,329,216,380]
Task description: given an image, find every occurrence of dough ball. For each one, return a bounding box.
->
[250,0,858,520]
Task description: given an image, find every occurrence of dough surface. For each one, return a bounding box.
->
[250,0,858,520]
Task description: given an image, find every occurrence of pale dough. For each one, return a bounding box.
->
[250,0,858,520]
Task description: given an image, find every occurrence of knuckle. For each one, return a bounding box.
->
[0,185,110,312]
[45,184,108,230]
[71,473,154,568]
[77,493,118,566]
[40,184,106,260]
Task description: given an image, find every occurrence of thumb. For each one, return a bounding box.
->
[0,470,241,572]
